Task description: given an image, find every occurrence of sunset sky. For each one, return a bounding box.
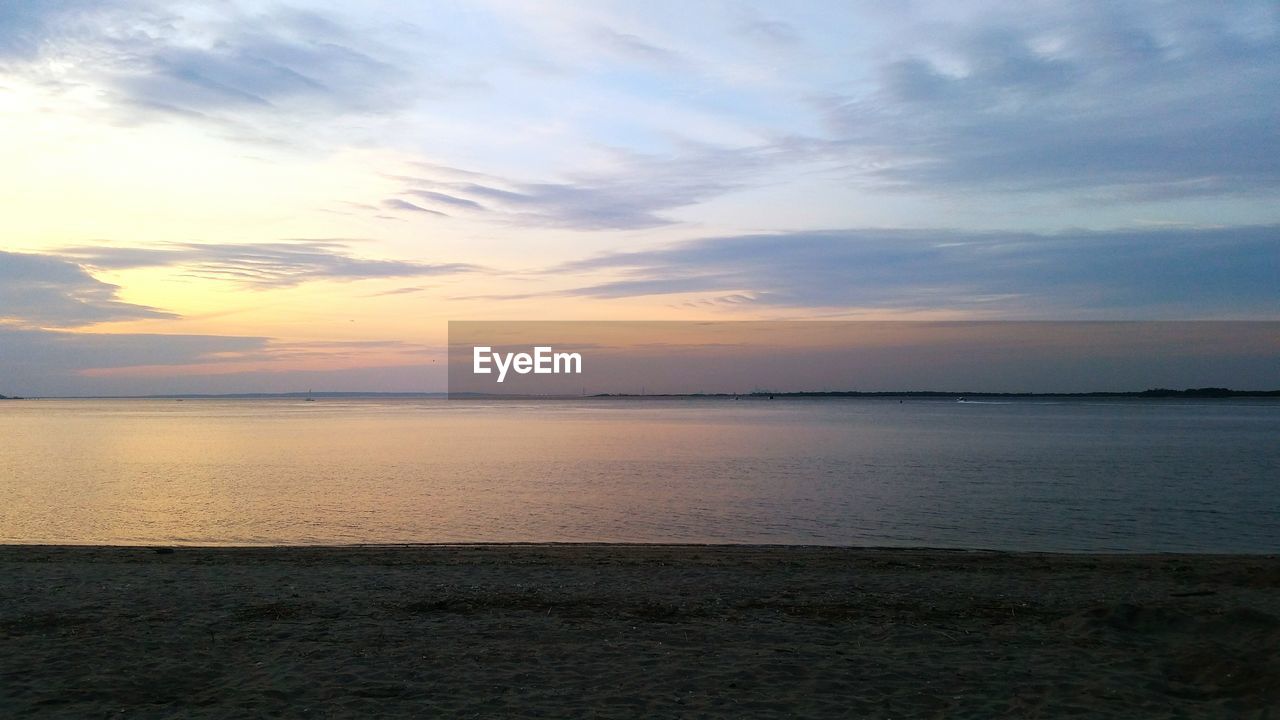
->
[2,1,1278,395]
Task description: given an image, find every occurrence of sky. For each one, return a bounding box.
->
[1,0,1278,395]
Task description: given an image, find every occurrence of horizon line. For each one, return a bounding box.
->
[6,387,1280,400]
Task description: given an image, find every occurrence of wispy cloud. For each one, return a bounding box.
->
[382,199,447,216]
[0,2,417,140]
[365,286,429,298]
[386,143,794,230]
[736,19,801,47]
[816,3,1280,199]
[0,326,267,372]
[12,1,1273,230]
[591,26,683,68]
[59,241,480,288]
[543,224,1280,318]
[0,327,443,395]
[403,190,485,211]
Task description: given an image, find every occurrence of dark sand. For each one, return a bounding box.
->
[1,545,1277,718]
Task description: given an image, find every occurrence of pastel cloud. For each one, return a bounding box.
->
[6,1,1277,216]
[549,224,1280,318]
[59,241,479,288]
[0,327,443,396]
[386,144,788,230]
[0,251,174,328]
[0,1,420,150]
[817,4,1280,199]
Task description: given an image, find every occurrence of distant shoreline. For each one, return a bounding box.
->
[6,387,1280,400]
[593,387,1280,399]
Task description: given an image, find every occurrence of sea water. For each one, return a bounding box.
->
[1,397,1276,551]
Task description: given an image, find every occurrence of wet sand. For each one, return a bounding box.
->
[1,545,1277,718]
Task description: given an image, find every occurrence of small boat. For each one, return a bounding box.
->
[956,397,966,403]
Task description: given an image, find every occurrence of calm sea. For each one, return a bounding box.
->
[1,398,1276,552]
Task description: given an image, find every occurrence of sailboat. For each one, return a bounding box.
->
[305,389,315,402]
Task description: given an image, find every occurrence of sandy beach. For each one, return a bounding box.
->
[1,545,1277,718]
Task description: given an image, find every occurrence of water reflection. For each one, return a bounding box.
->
[0,398,1276,551]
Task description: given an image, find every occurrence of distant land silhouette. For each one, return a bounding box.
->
[593,387,1280,399]
[7,388,1280,400]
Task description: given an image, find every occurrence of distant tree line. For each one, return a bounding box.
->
[595,387,1280,398]
[738,388,1280,398]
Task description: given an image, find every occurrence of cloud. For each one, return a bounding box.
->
[59,241,480,288]
[366,286,429,297]
[382,199,447,216]
[545,224,1280,318]
[403,190,485,211]
[0,251,175,328]
[7,1,1276,213]
[0,327,443,396]
[0,2,415,137]
[737,19,800,47]
[0,325,269,395]
[211,338,438,364]
[818,3,1280,198]
[0,0,121,61]
[0,326,267,371]
[364,2,1278,233]
[592,26,682,68]
[388,143,789,230]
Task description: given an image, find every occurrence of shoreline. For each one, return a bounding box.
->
[5,541,1278,556]
[3,545,1277,717]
